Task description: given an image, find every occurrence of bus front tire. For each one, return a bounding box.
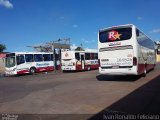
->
[142,67,147,77]
[87,66,91,71]
[30,67,36,74]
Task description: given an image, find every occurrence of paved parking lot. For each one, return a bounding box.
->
[0,64,160,119]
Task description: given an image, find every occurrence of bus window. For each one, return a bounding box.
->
[5,57,15,68]
[55,54,58,61]
[91,53,95,60]
[85,53,90,60]
[16,55,25,65]
[81,55,84,60]
[157,46,160,54]
[136,29,139,37]
[34,54,43,62]
[43,54,51,61]
[137,30,155,49]
[75,53,80,60]
[6,53,15,57]
[99,27,132,43]
[94,53,98,59]
[25,54,33,62]
[51,54,53,61]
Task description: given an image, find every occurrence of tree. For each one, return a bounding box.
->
[75,46,84,51]
[0,44,6,52]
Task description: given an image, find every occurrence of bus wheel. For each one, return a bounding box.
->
[30,67,36,74]
[142,67,147,77]
[87,66,91,71]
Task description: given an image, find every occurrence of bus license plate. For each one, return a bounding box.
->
[112,65,119,69]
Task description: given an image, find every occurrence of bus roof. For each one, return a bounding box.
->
[99,24,135,32]
[7,52,53,55]
[61,50,98,53]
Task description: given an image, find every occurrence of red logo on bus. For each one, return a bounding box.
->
[108,30,122,41]
[65,53,68,57]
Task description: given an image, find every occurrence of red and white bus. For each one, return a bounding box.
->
[61,50,99,71]
[98,24,156,76]
[5,52,54,75]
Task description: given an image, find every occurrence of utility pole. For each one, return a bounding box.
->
[51,43,56,73]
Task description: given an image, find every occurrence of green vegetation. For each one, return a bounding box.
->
[75,46,84,51]
[0,44,6,52]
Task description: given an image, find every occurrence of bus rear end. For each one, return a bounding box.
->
[61,51,76,71]
[98,24,138,75]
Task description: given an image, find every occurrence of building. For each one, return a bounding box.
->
[0,52,7,74]
[155,41,160,62]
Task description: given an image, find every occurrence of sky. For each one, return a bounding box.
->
[0,0,160,52]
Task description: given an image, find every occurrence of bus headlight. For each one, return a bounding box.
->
[13,68,16,71]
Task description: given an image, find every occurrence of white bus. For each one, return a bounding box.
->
[5,52,54,75]
[98,24,156,76]
[61,50,99,71]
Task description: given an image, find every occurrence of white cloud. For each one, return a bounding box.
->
[0,0,13,8]
[73,24,78,28]
[155,41,160,44]
[150,29,160,33]
[137,17,143,20]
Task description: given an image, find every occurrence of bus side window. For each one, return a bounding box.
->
[136,29,139,37]
[43,54,51,61]
[25,54,33,62]
[81,55,84,60]
[34,54,43,62]
[157,46,160,54]
[75,53,80,60]
[51,54,54,61]
[95,53,98,59]
[85,53,90,60]
[16,55,25,65]
[90,53,94,60]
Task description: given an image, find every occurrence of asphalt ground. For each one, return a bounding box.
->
[0,64,160,120]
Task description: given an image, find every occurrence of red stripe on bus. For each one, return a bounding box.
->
[138,64,155,74]
[76,65,82,70]
[76,64,99,71]
[90,64,99,69]
[36,66,54,72]
[17,70,30,74]
[137,64,145,74]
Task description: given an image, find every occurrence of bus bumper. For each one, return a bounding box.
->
[61,66,76,71]
[5,70,17,76]
[99,66,138,75]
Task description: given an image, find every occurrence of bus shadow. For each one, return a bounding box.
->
[62,70,93,73]
[96,75,141,82]
[6,70,61,77]
[90,75,160,120]
[62,70,77,73]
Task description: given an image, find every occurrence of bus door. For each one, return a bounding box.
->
[16,54,27,73]
[80,54,85,70]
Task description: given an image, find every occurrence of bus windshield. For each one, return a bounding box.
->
[99,27,132,43]
[5,57,16,68]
